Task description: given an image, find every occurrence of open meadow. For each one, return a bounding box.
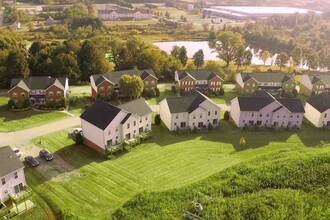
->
[16,120,330,219]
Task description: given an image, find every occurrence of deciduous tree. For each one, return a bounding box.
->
[209,31,246,67]
[193,49,204,68]
[119,75,144,99]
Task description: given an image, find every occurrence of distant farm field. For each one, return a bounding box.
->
[18,121,330,219]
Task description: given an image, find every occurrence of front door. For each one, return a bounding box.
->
[125,133,131,140]
[180,122,186,128]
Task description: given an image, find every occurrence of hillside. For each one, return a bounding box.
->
[113,146,330,219]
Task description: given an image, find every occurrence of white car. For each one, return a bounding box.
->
[12,147,23,158]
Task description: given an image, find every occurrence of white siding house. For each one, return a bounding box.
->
[0,146,27,202]
[159,90,220,131]
[80,98,153,154]
[304,92,330,128]
[230,91,305,129]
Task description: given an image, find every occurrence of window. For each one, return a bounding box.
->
[14,172,18,179]
[116,127,118,132]
[259,114,262,117]
[252,83,255,87]
[134,130,136,133]
[151,81,155,85]
[99,87,104,91]
[208,111,210,116]
[145,81,149,85]
[13,92,17,97]
[116,136,118,139]
[49,91,54,96]
[127,123,130,129]
[242,120,245,123]
[252,113,254,117]
[1,178,5,185]
[257,121,262,126]
[283,115,286,118]
[277,115,279,118]
[107,86,112,90]
[325,113,327,118]
[267,114,269,117]
[134,121,136,126]
[290,115,293,118]
[247,83,250,86]
[140,118,142,123]
[174,123,177,126]
[200,114,202,118]
[297,115,299,118]
[145,116,148,121]
[193,115,196,119]
[176,114,178,119]
[215,110,217,115]
[56,91,61,96]
[20,92,25,97]
[147,124,149,127]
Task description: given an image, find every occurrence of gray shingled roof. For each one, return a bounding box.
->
[0,146,24,178]
[92,69,156,86]
[308,74,330,85]
[118,98,152,117]
[165,90,207,113]
[241,72,294,83]
[80,100,122,130]
[237,96,274,111]
[306,92,330,113]
[277,99,305,113]
[9,77,67,90]
[177,70,222,81]
[237,90,304,113]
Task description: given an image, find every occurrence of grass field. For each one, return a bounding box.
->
[0,96,69,132]
[18,121,330,219]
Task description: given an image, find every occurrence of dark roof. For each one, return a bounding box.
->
[0,146,24,177]
[306,92,330,113]
[92,69,156,86]
[237,90,305,113]
[237,96,274,111]
[98,8,152,14]
[80,100,122,130]
[10,77,67,90]
[177,70,222,81]
[241,72,294,83]
[277,99,305,113]
[118,98,152,117]
[165,90,207,113]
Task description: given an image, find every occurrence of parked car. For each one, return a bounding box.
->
[24,156,39,167]
[39,149,54,161]
[12,147,23,158]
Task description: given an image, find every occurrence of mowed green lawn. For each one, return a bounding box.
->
[19,121,330,219]
[0,96,69,132]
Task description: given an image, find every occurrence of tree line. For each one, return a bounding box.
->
[0,32,182,89]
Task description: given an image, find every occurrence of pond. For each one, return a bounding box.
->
[153,41,278,66]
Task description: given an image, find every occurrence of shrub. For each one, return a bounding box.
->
[60,98,66,107]
[219,88,225,96]
[180,89,185,96]
[111,91,119,101]
[8,100,15,109]
[23,99,30,108]
[292,89,298,98]
[149,88,156,97]
[171,85,177,93]
[239,137,246,146]
[155,88,160,97]
[154,114,161,125]
[75,132,83,145]
[224,111,230,120]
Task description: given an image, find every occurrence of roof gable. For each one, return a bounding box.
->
[10,77,67,90]
[177,70,221,81]
[80,100,122,130]
[306,92,330,113]
[241,72,294,83]
[0,146,24,177]
[165,90,209,113]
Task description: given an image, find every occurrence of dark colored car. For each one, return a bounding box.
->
[39,150,54,161]
[25,156,39,167]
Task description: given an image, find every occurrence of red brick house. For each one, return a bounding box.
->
[8,77,69,106]
[90,69,158,99]
[174,70,224,93]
